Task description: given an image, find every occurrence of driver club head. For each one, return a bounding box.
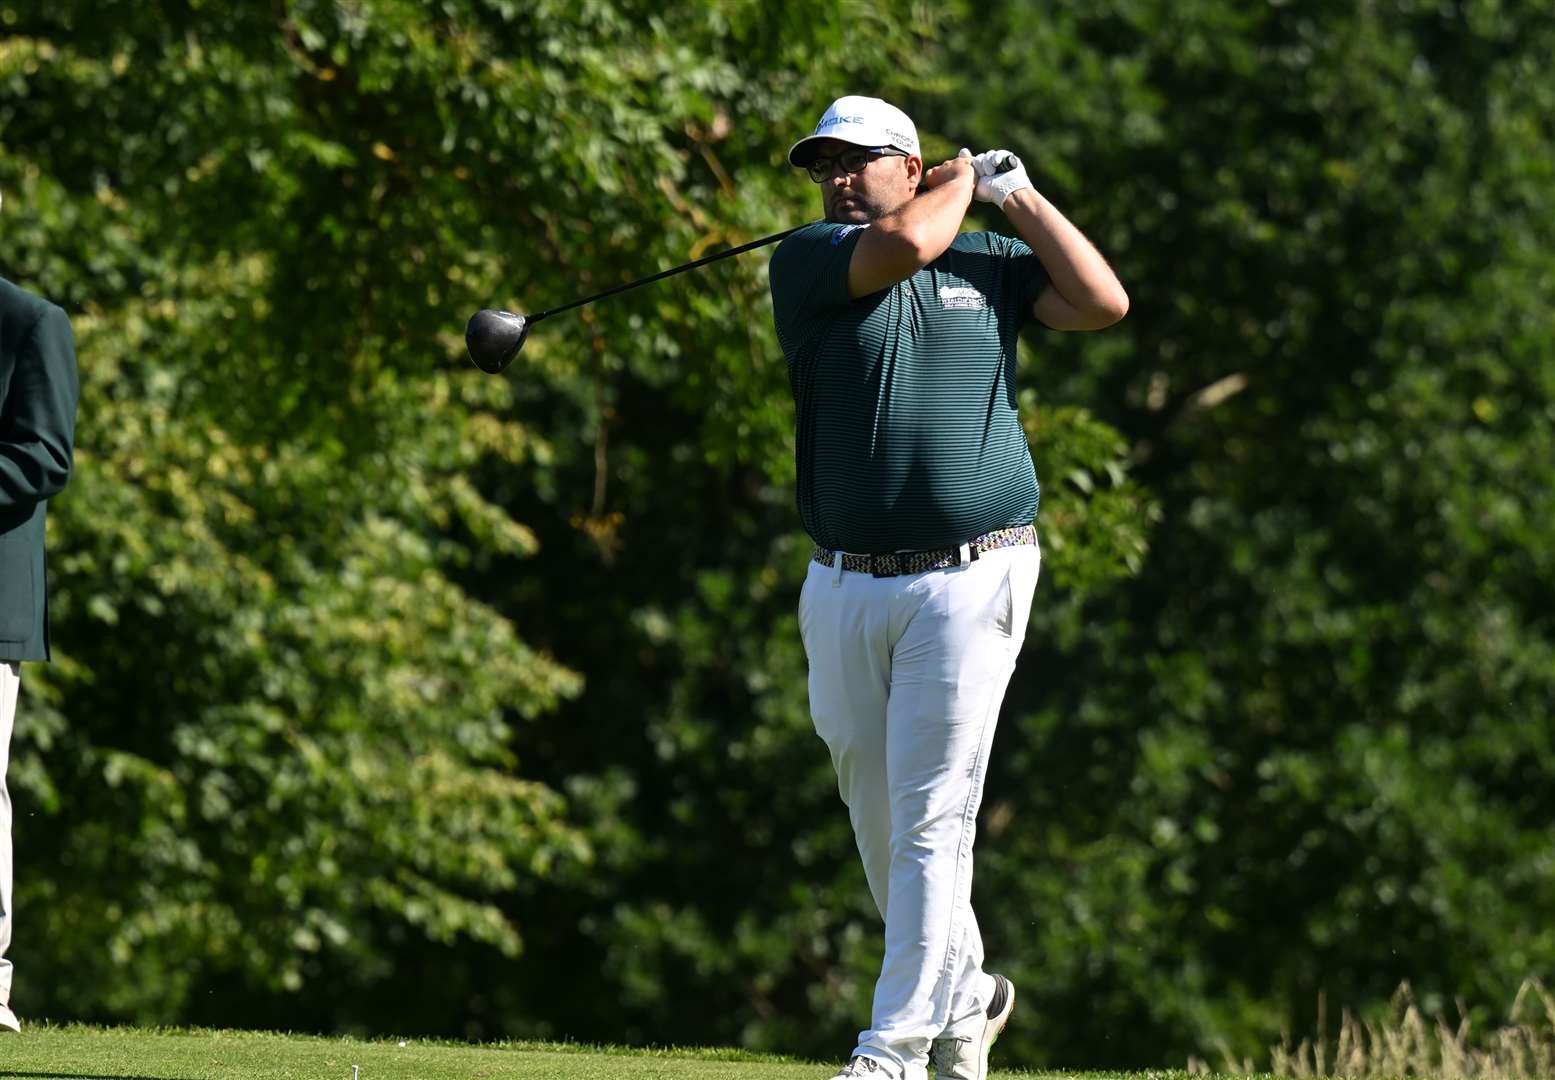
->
[465,309,530,374]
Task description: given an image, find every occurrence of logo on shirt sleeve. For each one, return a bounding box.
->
[938,285,988,310]
[832,224,864,245]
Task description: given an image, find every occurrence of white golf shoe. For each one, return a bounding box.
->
[827,1055,887,1080]
[0,1001,20,1033]
[930,974,1014,1080]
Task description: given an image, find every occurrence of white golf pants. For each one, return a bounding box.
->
[799,540,1040,1080]
[1,661,17,1012]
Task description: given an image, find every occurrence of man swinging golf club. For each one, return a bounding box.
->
[768,96,1128,1080]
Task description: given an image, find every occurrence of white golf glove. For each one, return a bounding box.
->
[960,147,1033,209]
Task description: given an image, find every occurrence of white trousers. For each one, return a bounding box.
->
[0,661,16,1011]
[799,541,1039,1080]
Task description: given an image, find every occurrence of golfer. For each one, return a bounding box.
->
[0,190,80,1034]
[768,96,1127,1080]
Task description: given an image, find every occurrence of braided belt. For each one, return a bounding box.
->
[811,524,1036,578]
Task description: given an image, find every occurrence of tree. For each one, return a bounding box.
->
[3,0,588,1021]
[948,0,1555,1066]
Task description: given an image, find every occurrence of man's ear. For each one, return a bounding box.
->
[905,154,924,193]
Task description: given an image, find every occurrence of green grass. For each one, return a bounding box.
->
[0,1024,1212,1080]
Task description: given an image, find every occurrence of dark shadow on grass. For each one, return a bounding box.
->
[0,1073,200,1080]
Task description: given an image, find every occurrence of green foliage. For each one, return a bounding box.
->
[3,0,591,1021]
[949,0,1555,1068]
[3,0,1551,1073]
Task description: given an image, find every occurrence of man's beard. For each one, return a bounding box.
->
[825,191,885,225]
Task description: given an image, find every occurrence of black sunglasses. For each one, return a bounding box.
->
[806,146,909,183]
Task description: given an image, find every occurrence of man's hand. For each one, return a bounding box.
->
[961,148,1035,209]
[920,152,976,193]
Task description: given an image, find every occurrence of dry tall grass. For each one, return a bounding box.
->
[1189,980,1555,1079]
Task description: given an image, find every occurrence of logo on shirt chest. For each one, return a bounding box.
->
[937,285,988,311]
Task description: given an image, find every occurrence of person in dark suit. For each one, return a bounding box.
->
[0,219,80,1032]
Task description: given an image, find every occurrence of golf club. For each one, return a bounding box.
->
[465,154,1019,373]
[465,225,802,374]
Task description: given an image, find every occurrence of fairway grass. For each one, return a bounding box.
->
[0,1024,1212,1080]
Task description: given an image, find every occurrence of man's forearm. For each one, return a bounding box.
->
[877,171,975,264]
[1004,187,1128,324]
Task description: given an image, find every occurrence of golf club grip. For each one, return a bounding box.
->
[532,225,805,323]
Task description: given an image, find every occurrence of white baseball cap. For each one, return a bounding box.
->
[788,95,920,167]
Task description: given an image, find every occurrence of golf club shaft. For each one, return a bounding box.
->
[531,225,804,323]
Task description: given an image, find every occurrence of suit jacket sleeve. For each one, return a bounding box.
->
[0,303,79,510]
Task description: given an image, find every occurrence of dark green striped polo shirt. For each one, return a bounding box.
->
[769,221,1047,553]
